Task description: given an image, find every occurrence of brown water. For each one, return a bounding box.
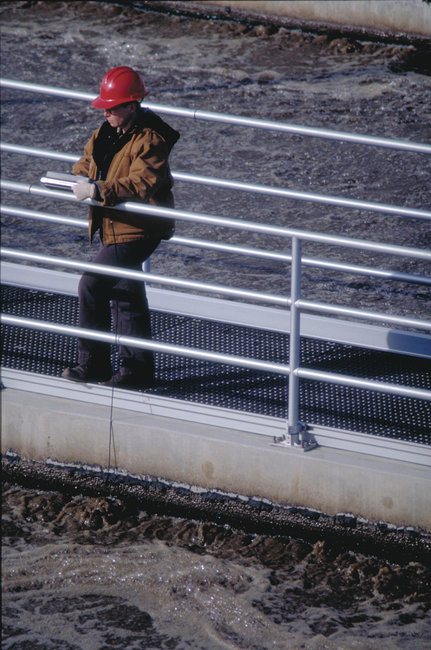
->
[1,2,431,648]
[2,469,431,650]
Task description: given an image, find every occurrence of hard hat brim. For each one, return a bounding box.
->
[91,93,148,109]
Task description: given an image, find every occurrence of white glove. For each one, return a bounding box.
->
[72,181,97,201]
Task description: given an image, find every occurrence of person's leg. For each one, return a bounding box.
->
[63,245,118,382]
[108,238,160,387]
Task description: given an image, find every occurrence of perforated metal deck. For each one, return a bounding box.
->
[1,285,430,444]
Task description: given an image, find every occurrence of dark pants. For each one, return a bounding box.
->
[77,239,160,378]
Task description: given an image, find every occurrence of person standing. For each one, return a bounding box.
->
[62,66,180,389]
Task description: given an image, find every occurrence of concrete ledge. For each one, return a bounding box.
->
[2,387,430,529]
[198,0,431,37]
[204,0,431,36]
[156,1,431,43]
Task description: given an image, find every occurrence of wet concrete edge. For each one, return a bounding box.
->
[103,0,431,46]
[2,452,430,566]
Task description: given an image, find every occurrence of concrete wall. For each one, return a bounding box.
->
[202,1,431,37]
[2,387,431,529]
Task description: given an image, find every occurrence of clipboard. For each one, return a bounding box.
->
[40,171,91,191]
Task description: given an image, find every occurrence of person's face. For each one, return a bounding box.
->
[103,102,136,132]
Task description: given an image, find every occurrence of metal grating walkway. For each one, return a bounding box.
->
[1,285,430,445]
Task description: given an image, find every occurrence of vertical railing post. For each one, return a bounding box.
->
[284,236,316,450]
[287,236,303,444]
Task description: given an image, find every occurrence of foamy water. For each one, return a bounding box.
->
[3,481,431,648]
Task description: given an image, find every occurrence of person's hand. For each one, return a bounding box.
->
[72,181,97,201]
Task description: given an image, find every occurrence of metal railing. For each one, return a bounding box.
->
[2,78,431,154]
[1,79,431,458]
[2,142,431,222]
[2,178,430,439]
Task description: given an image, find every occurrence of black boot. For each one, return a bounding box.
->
[101,373,154,390]
[101,359,154,390]
[62,363,111,383]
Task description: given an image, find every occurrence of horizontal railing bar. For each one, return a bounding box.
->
[0,247,289,306]
[2,313,428,402]
[3,260,430,361]
[296,367,431,402]
[1,205,87,229]
[3,204,430,287]
[171,234,287,262]
[161,107,431,155]
[2,142,430,221]
[3,247,429,335]
[170,236,431,286]
[2,180,431,260]
[0,79,95,102]
[173,171,431,221]
[1,142,78,163]
[0,313,290,375]
[303,259,431,285]
[297,299,431,331]
[2,78,430,154]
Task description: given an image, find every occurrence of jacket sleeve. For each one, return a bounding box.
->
[95,131,171,207]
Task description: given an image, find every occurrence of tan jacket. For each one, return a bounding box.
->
[72,110,178,244]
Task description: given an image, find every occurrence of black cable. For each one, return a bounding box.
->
[107,218,119,474]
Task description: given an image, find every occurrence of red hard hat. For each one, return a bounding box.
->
[91,66,149,109]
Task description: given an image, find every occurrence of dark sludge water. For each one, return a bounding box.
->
[2,458,431,649]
